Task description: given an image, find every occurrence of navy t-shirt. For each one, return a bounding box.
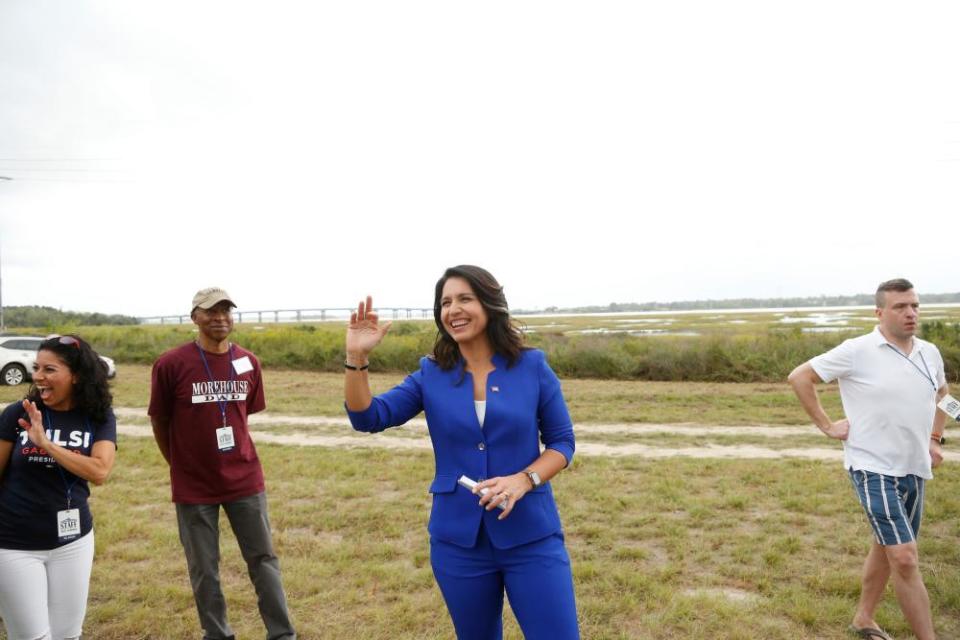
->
[0,402,117,550]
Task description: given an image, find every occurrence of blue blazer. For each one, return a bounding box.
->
[347,349,575,550]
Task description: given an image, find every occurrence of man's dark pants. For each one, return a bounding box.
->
[176,492,296,640]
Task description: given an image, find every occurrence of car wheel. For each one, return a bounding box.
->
[1,363,27,386]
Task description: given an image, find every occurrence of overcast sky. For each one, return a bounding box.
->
[1,1,958,318]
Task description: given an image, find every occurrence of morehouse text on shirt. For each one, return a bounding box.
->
[148,342,266,504]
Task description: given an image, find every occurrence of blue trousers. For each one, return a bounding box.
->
[430,523,579,640]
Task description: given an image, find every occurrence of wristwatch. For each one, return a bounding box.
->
[931,433,946,446]
[524,469,542,489]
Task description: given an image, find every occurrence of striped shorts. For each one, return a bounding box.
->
[848,469,924,546]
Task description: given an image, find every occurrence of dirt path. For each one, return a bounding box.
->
[118,424,853,459]
[114,408,814,436]
[113,408,960,462]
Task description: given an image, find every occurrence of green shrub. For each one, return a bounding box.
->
[11,320,959,383]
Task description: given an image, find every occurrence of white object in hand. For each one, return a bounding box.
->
[938,394,960,422]
[458,475,507,510]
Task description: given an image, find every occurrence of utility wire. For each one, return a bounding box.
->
[1,177,132,183]
[0,157,121,162]
[0,168,128,173]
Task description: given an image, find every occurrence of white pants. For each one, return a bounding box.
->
[0,531,94,640]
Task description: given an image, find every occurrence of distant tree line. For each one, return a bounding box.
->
[2,305,139,328]
[5,290,960,329]
[517,292,960,315]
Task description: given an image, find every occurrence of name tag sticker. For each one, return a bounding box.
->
[232,356,253,375]
[58,508,81,539]
[216,426,236,452]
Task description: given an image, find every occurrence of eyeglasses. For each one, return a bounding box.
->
[45,334,81,348]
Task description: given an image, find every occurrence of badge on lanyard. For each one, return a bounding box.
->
[216,425,236,452]
[196,343,239,455]
[45,409,86,541]
[57,508,81,540]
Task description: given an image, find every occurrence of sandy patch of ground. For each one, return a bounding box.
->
[119,425,960,463]
[114,407,960,460]
[682,587,761,603]
[114,407,813,436]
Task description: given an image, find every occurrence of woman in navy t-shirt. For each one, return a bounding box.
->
[0,335,117,640]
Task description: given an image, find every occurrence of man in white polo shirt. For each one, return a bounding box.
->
[789,278,948,640]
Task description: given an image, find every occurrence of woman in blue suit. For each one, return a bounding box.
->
[344,265,579,640]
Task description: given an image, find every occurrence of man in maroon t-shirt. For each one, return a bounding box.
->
[149,287,296,640]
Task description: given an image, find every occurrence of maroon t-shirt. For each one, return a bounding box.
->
[148,342,266,504]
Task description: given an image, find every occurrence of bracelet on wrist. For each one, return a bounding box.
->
[525,473,535,490]
[344,361,369,371]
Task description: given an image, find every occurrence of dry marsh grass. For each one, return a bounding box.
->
[1,439,953,639]
[0,366,956,638]
[2,365,843,427]
[12,305,960,382]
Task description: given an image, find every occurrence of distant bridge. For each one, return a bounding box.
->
[139,307,433,325]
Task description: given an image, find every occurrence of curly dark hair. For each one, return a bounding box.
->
[432,265,526,370]
[26,335,113,424]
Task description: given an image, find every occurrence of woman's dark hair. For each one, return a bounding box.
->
[432,265,526,370]
[27,335,113,424]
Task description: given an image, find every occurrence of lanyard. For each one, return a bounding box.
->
[42,409,90,509]
[884,343,936,391]
[195,342,235,427]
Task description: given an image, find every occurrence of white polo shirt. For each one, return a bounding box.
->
[810,326,945,479]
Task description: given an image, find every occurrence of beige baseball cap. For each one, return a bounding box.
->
[191,287,236,311]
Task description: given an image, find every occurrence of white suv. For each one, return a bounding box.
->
[0,335,116,385]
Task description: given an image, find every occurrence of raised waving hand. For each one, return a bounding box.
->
[346,296,392,362]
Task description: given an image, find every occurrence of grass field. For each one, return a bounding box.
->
[10,304,960,383]
[1,365,958,639]
[50,440,957,640]
[0,364,842,427]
